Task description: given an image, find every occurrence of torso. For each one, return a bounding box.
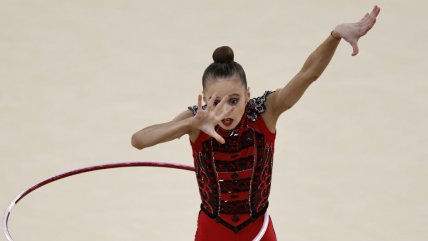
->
[187,90,277,233]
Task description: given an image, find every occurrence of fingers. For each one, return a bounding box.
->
[207,93,217,111]
[352,5,380,55]
[360,5,380,25]
[214,95,229,115]
[365,5,381,24]
[197,94,202,110]
[351,41,359,56]
[360,13,369,22]
[371,5,381,18]
[365,18,376,34]
[216,135,226,144]
[361,5,380,35]
[370,6,380,25]
[207,94,231,118]
[220,106,235,120]
[211,131,225,144]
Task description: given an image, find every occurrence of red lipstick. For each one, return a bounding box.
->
[221,118,234,126]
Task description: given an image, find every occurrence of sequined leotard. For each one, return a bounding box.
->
[188,90,278,241]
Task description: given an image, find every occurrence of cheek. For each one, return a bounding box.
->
[230,103,246,116]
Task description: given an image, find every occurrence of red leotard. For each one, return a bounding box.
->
[188,90,278,241]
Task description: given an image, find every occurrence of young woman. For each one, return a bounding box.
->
[131,5,380,241]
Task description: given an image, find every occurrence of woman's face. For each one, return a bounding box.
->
[203,75,250,130]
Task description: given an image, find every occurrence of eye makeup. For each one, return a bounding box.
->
[209,93,241,107]
[228,98,239,106]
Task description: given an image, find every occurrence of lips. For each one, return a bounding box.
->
[221,118,234,126]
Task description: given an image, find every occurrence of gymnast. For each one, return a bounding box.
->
[131,5,380,241]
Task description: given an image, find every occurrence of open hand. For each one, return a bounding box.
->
[334,5,381,56]
[190,93,235,144]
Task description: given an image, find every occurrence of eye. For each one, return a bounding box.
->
[229,98,239,106]
[213,99,220,106]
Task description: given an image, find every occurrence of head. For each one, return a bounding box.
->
[202,46,250,130]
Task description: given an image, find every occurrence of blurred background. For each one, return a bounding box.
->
[1,0,427,240]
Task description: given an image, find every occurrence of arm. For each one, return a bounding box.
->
[131,93,235,149]
[268,33,341,117]
[131,110,194,150]
[267,5,381,119]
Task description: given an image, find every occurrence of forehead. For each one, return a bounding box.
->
[204,76,246,98]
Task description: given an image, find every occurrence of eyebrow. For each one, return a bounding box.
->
[209,93,241,99]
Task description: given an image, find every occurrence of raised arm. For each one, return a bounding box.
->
[266,5,381,119]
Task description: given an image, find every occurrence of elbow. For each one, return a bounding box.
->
[131,134,145,150]
[303,71,320,82]
[300,68,321,82]
[310,73,320,82]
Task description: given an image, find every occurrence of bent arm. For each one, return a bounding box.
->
[131,110,194,150]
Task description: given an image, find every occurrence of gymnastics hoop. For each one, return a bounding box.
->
[3,161,269,241]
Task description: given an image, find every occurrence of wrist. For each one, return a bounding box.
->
[187,116,198,130]
[330,30,341,40]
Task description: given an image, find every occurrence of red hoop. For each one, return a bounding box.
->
[3,161,269,241]
[3,161,195,241]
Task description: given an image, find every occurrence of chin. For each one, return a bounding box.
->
[220,125,234,131]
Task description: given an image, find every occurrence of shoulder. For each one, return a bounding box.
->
[247,89,279,133]
[246,89,277,122]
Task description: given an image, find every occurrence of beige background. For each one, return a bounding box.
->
[1,0,427,240]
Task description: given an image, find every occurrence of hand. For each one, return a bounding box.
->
[333,5,381,56]
[190,93,235,144]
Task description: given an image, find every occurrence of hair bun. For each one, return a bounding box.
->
[212,46,234,63]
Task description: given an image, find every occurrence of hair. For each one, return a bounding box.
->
[202,46,247,90]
